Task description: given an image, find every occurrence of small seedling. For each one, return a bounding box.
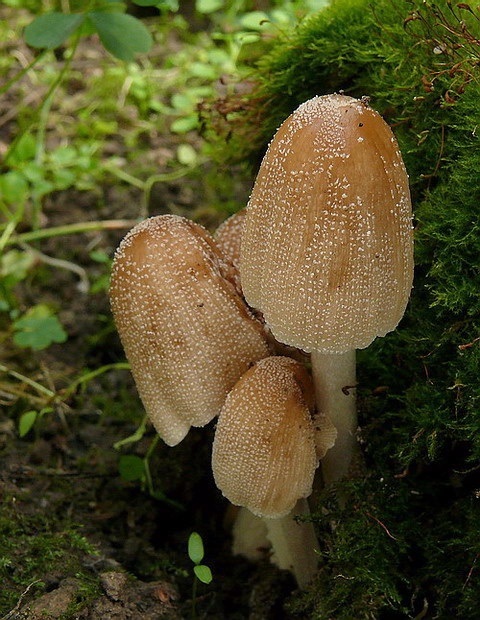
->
[188,531,212,618]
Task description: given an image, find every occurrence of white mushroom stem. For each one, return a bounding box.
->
[311,350,357,485]
[232,504,319,589]
[264,499,319,589]
[232,507,269,561]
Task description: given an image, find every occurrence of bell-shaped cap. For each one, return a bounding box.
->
[241,94,414,353]
[212,356,321,518]
[110,215,270,446]
[214,209,246,296]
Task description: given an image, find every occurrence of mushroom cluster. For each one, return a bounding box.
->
[110,93,413,589]
[111,212,333,588]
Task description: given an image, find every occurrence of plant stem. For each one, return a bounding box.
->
[7,220,138,245]
[0,363,56,398]
[0,51,47,96]
[31,34,82,229]
[310,350,357,485]
[264,498,319,589]
[60,362,131,400]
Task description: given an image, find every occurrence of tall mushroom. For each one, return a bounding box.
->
[240,94,414,484]
[110,214,270,446]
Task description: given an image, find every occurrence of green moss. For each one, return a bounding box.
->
[0,494,101,615]
[207,0,480,616]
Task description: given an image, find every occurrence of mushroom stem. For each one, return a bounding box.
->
[232,507,269,561]
[264,498,319,589]
[311,350,357,485]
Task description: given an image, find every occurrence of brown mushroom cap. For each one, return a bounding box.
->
[241,94,414,354]
[215,209,309,363]
[212,356,320,518]
[214,209,246,296]
[110,215,270,446]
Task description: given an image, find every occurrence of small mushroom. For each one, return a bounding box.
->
[110,214,270,446]
[240,94,414,482]
[212,356,336,588]
[212,356,319,518]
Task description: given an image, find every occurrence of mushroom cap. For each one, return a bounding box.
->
[241,94,414,354]
[212,356,319,518]
[216,209,309,363]
[110,215,270,446]
[214,209,246,296]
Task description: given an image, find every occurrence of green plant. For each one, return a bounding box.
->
[114,416,183,507]
[18,406,53,437]
[187,531,213,619]
[24,1,153,63]
[13,303,67,350]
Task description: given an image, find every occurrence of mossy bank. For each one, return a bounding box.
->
[207,0,480,617]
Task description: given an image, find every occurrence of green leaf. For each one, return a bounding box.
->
[13,314,68,350]
[238,11,269,31]
[177,144,197,166]
[188,532,204,564]
[53,169,76,189]
[88,12,152,61]
[196,0,223,14]
[189,62,217,80]
[118,454,145,481]
[8,133,36,163]
[306,0,330,10]
[171,93,194,111]
[25,13,85,49]
[0,171,29,204]
[90,274,110,294]
[194,564,212,584]
[150,489,168,501]
[21,162,45,183]
[170,115,198,134]
[33,179,55,198]
[1,250,34,282]
[49,145,77,165]
[19,410,38,437]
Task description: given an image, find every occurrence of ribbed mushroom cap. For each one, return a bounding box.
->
[214,209,246,295]
[110,215,270,447]
[241,94,414,354]
[212,356,320,518]
[216,209,309,363]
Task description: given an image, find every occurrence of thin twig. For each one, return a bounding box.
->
[463,553,479,589]
[364,511,398,540]
[0,363,55,398]
[458,336,480,350]
[19,241,90,292]
[0,51,47,96]
[6,219,138,245]
[1,579,43,620]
